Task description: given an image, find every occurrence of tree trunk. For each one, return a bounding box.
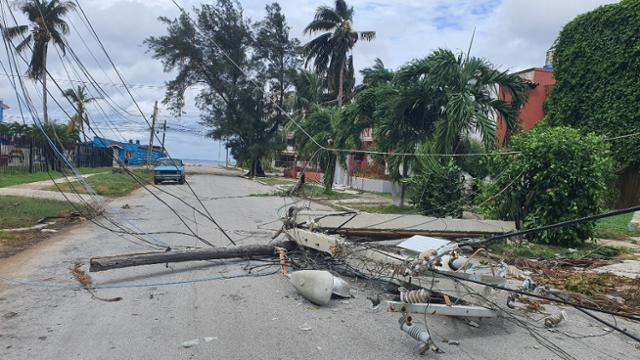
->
[337,59,345,107]
[246,157,266,177]
[79,116,86,143]
[399,156,408,208]
[614,165,640,208]
[42,45,48,124]
[324,153,337,192]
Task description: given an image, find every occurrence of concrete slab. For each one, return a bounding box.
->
[296,211,515,238]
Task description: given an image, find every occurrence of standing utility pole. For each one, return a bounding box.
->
[161,118,167,152]
[225,138,229,168]
[147,101,158,166]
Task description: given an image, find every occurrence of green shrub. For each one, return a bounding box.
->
[485,126,615,247]
[404,155,464,218]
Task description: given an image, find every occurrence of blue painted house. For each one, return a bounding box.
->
[90,136,166,165]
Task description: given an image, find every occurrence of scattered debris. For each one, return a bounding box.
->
[544,311,567,328]
[3,311,18,319]
[70,263,122,302]
[466,320,480,328]
[181,339,200,348]
[121,204,131,209]
[332,276,351,298]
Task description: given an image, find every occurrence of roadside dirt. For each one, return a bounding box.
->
[0,216,86,259]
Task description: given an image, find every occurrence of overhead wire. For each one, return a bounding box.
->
[0,0,214,249]
[73,0,236,246]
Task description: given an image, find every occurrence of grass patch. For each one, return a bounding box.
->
[47,169,152,197]
[594,212,640,240]
[257,177,296,186]
[293,184,357,200]
[0,195,76,229]
[490,242,629,260]
[350,204,421,215]
[0,167,112,188]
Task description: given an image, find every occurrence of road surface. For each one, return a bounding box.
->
[1,171,639,359]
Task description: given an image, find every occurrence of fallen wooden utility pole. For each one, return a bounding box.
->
[89,240,297,272]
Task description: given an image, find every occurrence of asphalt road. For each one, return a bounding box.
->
[1,171,639,359]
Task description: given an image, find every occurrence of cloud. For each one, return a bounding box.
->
[0,0,619,160]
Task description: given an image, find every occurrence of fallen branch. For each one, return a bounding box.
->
[89,240,298,272]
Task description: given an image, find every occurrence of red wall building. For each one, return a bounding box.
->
[497,67,555,145]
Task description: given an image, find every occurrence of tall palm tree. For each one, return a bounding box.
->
[303,0,375,106]
[2,0,76,124]
[62,85,97,142]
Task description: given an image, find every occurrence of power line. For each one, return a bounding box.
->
[73,0,236,246]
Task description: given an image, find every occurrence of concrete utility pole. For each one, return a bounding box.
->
[147,101,158,166]
[161,118,167,152]
[225,138,229,168]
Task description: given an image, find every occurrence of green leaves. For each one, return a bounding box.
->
[404,150,464,218]
[546,0,640,169]
[485,126,615,247]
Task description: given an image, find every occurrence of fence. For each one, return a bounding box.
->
[0,135,111,174]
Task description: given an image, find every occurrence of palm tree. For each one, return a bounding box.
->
[62,85,97,142]
[303,0,375,106]
[396,49,528,154]
[2,0,76,124]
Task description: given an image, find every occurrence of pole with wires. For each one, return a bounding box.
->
[147,100,158,166]
[161,118,167,152]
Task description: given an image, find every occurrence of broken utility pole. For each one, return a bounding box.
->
[89,240,297,272]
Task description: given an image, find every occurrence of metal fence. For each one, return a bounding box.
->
[0,135,111,174]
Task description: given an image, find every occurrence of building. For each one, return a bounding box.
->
[497,67,555,145]
[0,100,9,123]
[89,136,166,165]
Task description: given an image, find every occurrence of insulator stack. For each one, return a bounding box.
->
[400,289,431,304]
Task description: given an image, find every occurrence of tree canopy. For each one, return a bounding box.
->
[545,0,640,169]
[146,0,300,176]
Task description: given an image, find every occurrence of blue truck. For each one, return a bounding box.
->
[153,157,185,185]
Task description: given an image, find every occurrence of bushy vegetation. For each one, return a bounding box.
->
[545,0,640,206]
[404,151,464,217]
[484,127,615,247]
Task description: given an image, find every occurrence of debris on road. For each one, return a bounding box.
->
[71,264,122,302]
[544,312,567,328]
[288,270,334,306]
[181,339,200,348]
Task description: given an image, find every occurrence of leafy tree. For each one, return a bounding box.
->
[62,85,97,142]
[253,3,301,126]
[293,105,339,190]
[303,0,375,106]
[2,0,76,124]
[545,0,640,206]
[486,127,615,247]
[146,0,298,176]
[358,57,393,89]
[290,69,326,115]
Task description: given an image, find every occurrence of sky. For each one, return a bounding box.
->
[0,0,618,161]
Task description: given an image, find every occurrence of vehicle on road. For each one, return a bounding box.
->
[153,157,185,185]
